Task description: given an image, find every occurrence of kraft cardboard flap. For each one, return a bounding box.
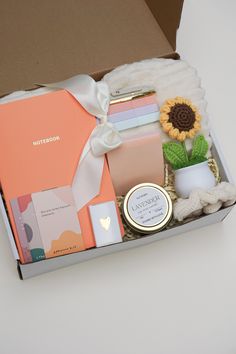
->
[145,0,184,49]
[0,0,183,96]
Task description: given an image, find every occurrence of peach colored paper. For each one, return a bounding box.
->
[108,95,157,115]
[107,132,164,196]
[0,90,123,263]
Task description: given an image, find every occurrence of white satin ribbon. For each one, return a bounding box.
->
[40,74,122,211]
[41,75,122,156]
[71,138,104,212]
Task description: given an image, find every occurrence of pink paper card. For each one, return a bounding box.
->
[31,186,85,258]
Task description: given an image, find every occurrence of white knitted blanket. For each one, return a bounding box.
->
[174,182,236,221]
[103,58,211,151]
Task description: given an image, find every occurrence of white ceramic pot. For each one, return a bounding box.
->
[174,161,216,198]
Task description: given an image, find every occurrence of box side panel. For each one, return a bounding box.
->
[19,206,233,279]
[0,195,19,260]
[210,130,235,184]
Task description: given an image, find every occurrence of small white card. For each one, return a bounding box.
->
[89,201,122,247]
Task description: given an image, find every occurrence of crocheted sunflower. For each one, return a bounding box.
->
[160,97,201,141]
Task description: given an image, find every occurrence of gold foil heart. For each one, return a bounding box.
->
[100,216,111,231]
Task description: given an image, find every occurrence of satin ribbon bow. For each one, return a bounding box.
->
[40,74,122,212]
[41,74,121,156]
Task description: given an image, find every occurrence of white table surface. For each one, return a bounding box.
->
[0,1,236,353]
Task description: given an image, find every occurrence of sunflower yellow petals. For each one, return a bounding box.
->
[195,113,202,122]
[186,100,196,112]
[175,96,184,104]
[161,105,171,114]
[166,99,175,107]
[160,113,169,123]
[194,121,201,130]
[160,97,202,142]
[177,131,186,141]
[169,128,180,139]
[187,128,197,139]
[162,122,173,133]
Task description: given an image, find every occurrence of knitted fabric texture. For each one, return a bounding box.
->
[102,58,211,152]
[174,182,236,221]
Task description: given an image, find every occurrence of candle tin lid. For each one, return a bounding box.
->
[122,183,172,234]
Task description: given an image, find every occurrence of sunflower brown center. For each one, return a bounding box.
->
[168,103,195,132]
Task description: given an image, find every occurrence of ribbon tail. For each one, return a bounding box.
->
[72,136,105,212]
[38,74,119,211]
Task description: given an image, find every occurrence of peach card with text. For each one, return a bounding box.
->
[31,186,85,258]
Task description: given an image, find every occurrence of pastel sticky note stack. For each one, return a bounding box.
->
[107,90,164,196]
[108,93,159,131]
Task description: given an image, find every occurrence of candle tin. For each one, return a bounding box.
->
[122,183,172,234]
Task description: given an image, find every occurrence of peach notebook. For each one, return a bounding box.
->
[0,90,123,263]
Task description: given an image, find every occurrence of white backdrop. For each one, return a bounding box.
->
[0,1,236,353]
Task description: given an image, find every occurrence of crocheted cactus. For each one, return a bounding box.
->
[163,135,208,170]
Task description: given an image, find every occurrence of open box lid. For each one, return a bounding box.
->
[0,0,183,97]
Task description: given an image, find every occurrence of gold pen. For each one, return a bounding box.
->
[110,86,156,105]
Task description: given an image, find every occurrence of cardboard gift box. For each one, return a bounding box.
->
[0,0,234,279]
